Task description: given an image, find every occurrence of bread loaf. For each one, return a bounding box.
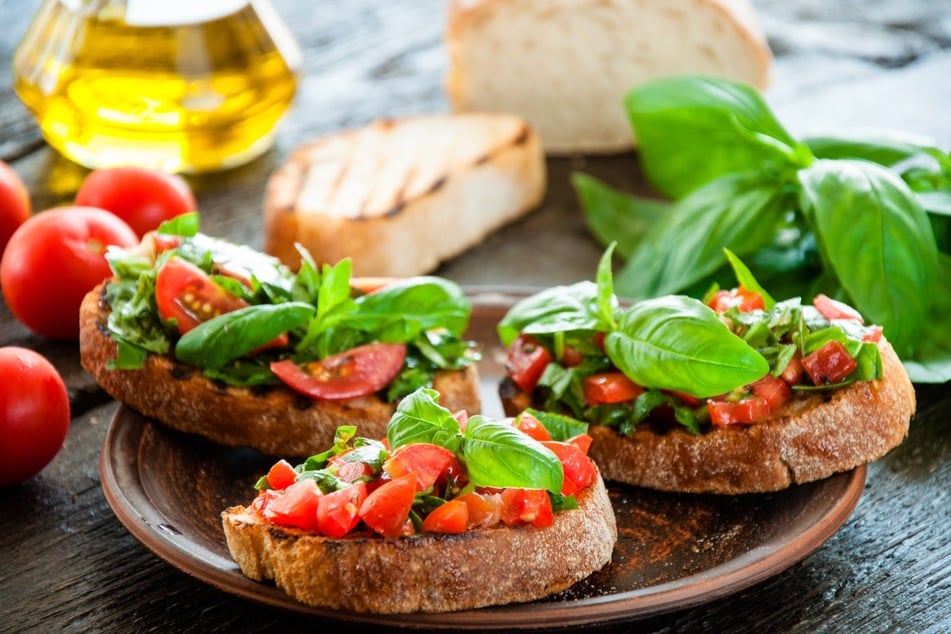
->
[263,113,545,276]
[446,0,773,154]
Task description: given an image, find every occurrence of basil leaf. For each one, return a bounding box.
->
[461,415,563,494]
[175,302,315,369]
[497,281,611,347]
[606,295,769,397]
[723,248,775,309]
[798,159,938,355]
[386,388,463,452]
[156,212,199,237]
[348,277,471,340]
[625,75,808,198]
[904,254,951,382]
[805,131,941,167]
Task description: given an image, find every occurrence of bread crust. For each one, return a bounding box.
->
[504,341,915,494]
[80,283,482,457]
[221,473,616,613]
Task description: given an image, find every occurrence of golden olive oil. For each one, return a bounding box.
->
[13,0,300,173]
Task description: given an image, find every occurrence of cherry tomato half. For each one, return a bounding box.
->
[0,160,30,257]
[0,348,71,486]
[505,334,552,393]
[1,207,138,339]
[270,342,407,401]
[74,166,196,238]
[155,257,249,334]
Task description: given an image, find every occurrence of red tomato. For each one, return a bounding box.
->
[813,294,864,323]
[1,207,137,339]
[863,325,884,343]
[708,286,765,313]
[515,411,552,441]
[262,478,321,531]
[0,161,30,257]
[802,340,858,385]
[780,353,806,386]
[155,257,248,334]
[749,374,793,411]
[74,166,196,238]
[422,499,469,534]
[359,473,417,538]
[330,455,374,483]
[271,342,407,401]
[266,459,297,490]
[316,482,367,537]
[0,348,70,486]
[505,334,552,393]
[567,433,593,455]
[542,441,597,496]
[560,345,584,368]
[583,372,645,406]
[383,443,460,492]
[457,491,500,528]
[662,389,702,407]
[500,488,553,528]
[707,396,771,426]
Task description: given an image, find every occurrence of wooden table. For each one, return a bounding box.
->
[2,1,949,631]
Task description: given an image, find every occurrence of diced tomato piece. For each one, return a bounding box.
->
[542,441,597,495]
[458,491,501,528]
[265,459,297,490]
[515,411,552,441]
[560,345,584,368]
[749,374,793,411]
[383,443,460,492]
[500,488,554,528]
[863,325,884,343]
[332,458,373,483]
[249,489,280,515]
[802,340,858,385]
[707,396,771,426]
[349,277,394,295]
[780,353,805,386]
[583,372,645,406]
[262,479,321,531]
[505,334,552,393]
[662,389,702,407]
[708,286,765,313]
[567,433,593,455]
[813,294,864,323]
[270,342,406,401]
[452,409,469,431]
[316,482,367,537]
[421,499,470,534]
[359,473,417,538]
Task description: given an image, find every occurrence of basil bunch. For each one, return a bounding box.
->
[574,75,951,382]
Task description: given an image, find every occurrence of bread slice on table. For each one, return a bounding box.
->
[503,340,915,494]
[446,0,773,154]
[79,283,481,457]
[221,473,616,613]
[263,113,545,277]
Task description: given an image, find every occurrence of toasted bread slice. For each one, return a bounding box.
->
[503,340,914,494]
[221,473,616,613]
[446,0,772,154]
[80,283,481,457]
[263,113,545,277]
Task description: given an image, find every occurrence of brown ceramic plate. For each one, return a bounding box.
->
[99,288,867,630]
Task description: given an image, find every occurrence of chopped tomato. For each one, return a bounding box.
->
[500,488,554,528]
[560,345,584,368]
[505,334,552,393]
[863,325,884,343]
[329,453,374,482]
[515,411,552,441]
[359,473,417,538]
[662,389,702,407]
[592,332,607,351]
[749,374,792,411]
[383,443,462,493]
[780,353,806,385]
[249,489,280,515]
[349,277,393,295]
[453,409,469,431]
[583,372,644,406]
[262,479,321,531]
[316,483,367,537]
[813,294,864,323]
[421,499,469,534]
[567,433,593,455]
[802,340,858,385]
[708,396,771,426]
[708,286,765,313]
[542,441,597,495]
[270,342,407,401]
[266,459,298,490]
[457,491,500,528]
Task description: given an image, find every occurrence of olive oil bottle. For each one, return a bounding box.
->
[13,0,300,173]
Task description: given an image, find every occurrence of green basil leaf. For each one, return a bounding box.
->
[497,281,611,347]
[595,243,619,329]
[606,295,769,397]
[625,75,807,198]
[805,131,941,167]
[386,388,463,452]
[348,277,471,340]
[156,211,200,237]
[723,248,775,309]
[904,254,951,382]
[174,302,315,369]
[798,159,938,355]
[461,415,563,494]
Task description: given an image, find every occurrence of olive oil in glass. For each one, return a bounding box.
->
[13,0,301,173]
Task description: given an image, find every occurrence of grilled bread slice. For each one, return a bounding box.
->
[263,113,545,277]
[446,0,772,154]
[221,472,616,613]
[79,283,481,457]
[503,340,914,494]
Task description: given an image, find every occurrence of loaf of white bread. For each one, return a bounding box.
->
[446,0,773,154]
[263,113,545,277]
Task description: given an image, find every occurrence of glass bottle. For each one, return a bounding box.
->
[12,0,301,173]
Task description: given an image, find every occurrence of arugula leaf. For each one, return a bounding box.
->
[461,415,563,494]
[605,295,769,397]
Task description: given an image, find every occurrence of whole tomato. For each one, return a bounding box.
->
[0,347,70,486]
[1,206,138,339]
[74,166,197,237]
[0,160,31,256]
